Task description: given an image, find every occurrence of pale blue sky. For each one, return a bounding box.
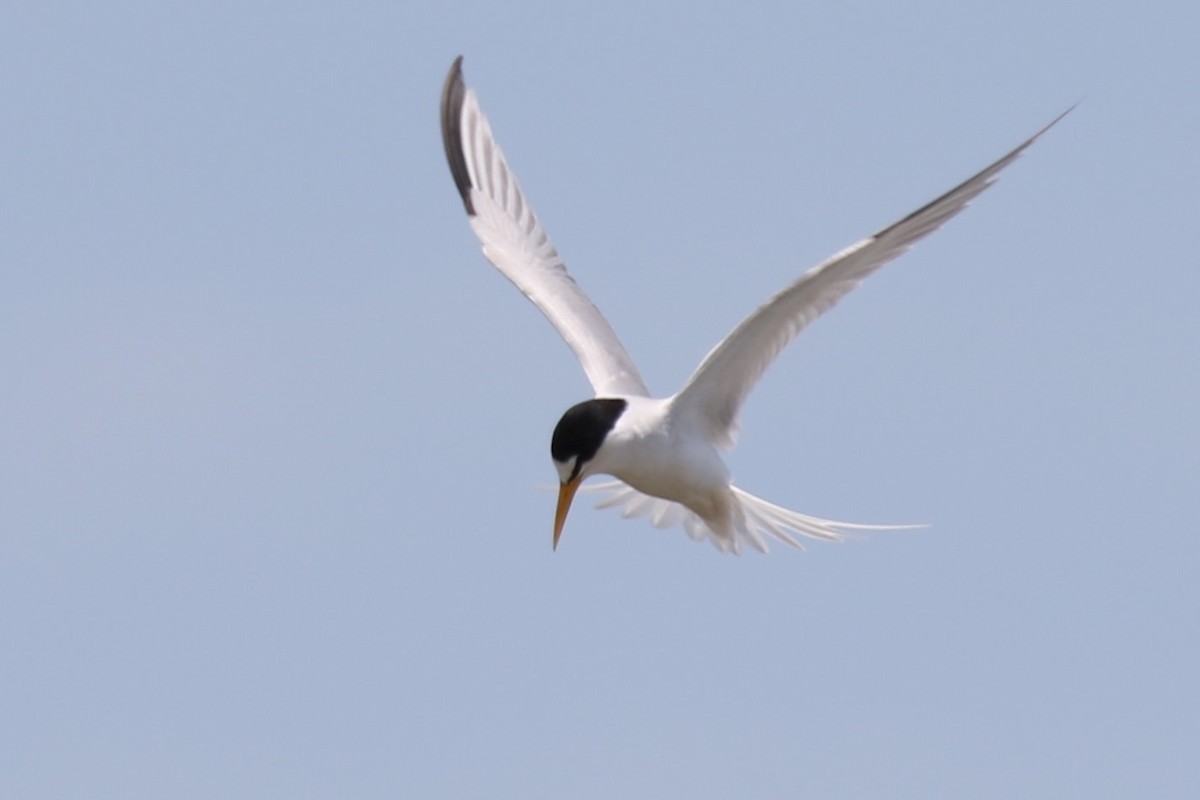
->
[2,2,1197,798]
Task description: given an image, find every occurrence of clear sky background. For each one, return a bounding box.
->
[3,2,1197,798]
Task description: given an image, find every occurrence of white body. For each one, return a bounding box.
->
[590,396,731,523]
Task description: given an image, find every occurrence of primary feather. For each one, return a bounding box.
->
[671,107,1075,449]
[440,56,649,398]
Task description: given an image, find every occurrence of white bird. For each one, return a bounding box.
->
[440,56,1069,554]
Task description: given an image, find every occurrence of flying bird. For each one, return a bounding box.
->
[440,56,1068,554]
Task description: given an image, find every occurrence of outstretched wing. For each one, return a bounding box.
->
[440,57,649,397]
[672,107,1073,448]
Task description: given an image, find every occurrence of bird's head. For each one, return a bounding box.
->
[549,398,628,550]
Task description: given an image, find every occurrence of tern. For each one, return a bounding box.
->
[440,56,1068,554]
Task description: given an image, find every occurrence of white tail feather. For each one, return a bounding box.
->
[585,481,922,555]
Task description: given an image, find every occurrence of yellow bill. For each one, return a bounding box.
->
[553,476,582,550]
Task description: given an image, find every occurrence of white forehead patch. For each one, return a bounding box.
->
[554,456,577,484]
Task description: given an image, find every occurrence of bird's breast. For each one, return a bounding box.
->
[594,409,730,515]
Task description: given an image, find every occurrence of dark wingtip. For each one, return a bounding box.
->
[440,55,475,215]
[1031,101,1079,141]
[873,104,1075,242]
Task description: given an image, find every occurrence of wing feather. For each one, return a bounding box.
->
[440,57,649,397]
[673,107,1074,447]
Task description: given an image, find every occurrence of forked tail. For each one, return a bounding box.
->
[586,481,922,555]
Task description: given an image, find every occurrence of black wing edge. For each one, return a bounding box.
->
[440,55,475,216]
[873,103,1078,241]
